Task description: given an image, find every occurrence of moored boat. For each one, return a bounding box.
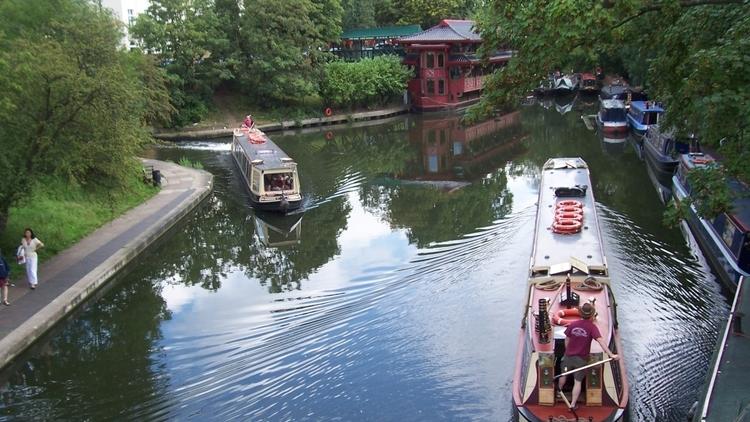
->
[232,127,302,212]
[626,101,664,138]
[513,158,628,422]
[595,99,628,135]
[553,73,580,93]
[672,154,750,289]
[580,73,598,94]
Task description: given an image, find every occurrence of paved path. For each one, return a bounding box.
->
[0,159,213,369]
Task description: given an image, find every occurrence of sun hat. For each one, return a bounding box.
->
[579,302,595,319]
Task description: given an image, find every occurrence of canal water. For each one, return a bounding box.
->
[0,98,730,421]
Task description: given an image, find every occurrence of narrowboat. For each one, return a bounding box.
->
[595,99,628,135]
[580,73,598,93]
[231,128,302,212]
[553,73,580,94]
[642,126,697,177]
[672,154,750,289]
[513,158,628,422]
[626,101,664,138]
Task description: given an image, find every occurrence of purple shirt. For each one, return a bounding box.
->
[564,319,601,357]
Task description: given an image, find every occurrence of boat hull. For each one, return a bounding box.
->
[672,178,744,289]
[642,140,678,176]
[248,195,302,212]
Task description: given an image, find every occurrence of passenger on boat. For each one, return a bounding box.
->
[557,302,619,410]
[242,114,255,129]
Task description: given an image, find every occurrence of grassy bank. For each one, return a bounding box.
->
[196,92,324,130]
[0,175,158,268]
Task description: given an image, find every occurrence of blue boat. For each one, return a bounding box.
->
[626,101,665,138]
[672,154,750,289]
[642,126,693,176]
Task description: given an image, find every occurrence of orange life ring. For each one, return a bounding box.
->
[557,200,583,208]
[325,131,334,140]
[692,157,711,165]
[552,219,583,234]
[324,107,333,117]
[555,212,583,222]
[554,308,581,326]
[248,133,266,144]
[556,205,584,214]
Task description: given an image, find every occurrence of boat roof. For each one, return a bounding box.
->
[233,129,297,172]
[630,101,665,113]
[600,99,626,109]
[532,158,606,271]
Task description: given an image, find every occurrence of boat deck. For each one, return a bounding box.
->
[532,158,605,270]
[695,276,750,421]
[234,128,295,171]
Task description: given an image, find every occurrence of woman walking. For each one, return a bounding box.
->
[20,228,44,289]
[0,250,10,305]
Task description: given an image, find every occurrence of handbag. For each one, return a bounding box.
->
[16,245,26,265]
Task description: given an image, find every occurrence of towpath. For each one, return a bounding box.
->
[0,159,213,369]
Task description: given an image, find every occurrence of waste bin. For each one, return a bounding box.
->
[152,169,162,187]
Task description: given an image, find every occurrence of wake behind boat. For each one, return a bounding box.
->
[513,158,628,422]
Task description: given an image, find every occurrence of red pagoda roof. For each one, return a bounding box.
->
[399,19,481,44]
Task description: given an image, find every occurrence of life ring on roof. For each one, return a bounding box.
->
[692,157,711,165]
[552,219,583,234]
[325,131,334,140]
[248,132,266,144]
[555,211,583,222]
[557,200,583,208]
[556,205,584,214]
[553,308,581,326]
[324,107,333,117]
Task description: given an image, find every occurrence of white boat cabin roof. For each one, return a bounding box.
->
[600,99,626,110]
[233,129,297,172]
[531,158,607,275]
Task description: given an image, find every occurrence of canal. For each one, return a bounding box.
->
[0,100,730,421]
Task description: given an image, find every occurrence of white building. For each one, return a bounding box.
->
[99,0,150,49]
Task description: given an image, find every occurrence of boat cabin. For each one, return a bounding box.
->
[399,20,512,112]
[580,73,598,92]
[232,128,302,212]
[597,99,628,134]
[674,154,750,287]
[627,101,665,137]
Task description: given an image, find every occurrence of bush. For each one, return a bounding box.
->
[319,55,411,109]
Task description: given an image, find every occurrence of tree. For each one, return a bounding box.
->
[472,0,750,197]
[342,0,376,29]
[0,0,171,233]
[239,0,343,104]
[131,0,229,127]
[395,0,477,28]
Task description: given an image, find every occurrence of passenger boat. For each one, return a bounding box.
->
[642,126,693,176]
[626,101,664,138]
[231,127,302,212]
[580,73,598,93]
[513,158,628,422]
[595,99,628,135]
[553,73,580,94]
[672,154,750,289]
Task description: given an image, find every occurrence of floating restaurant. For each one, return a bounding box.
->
[399,20,513,112]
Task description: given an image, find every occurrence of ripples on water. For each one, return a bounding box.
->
[0,107,730,421]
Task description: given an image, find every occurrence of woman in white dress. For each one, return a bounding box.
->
[21,228,44,289]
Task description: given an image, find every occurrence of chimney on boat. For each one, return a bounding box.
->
[536,298,551,344]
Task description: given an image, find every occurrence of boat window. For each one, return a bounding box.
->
[426,53,434,68]
[438,79,445,95]
[264,172,294,192]
[251,169,260,192]
[426,79,435,95]
[437,53,444,68]
[604,108,626,121]
[644,111,659,125]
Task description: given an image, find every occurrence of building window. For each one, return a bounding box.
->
[438,79,445,95]
[426,53,434,68]
[437,53,444,68]
[426,79,435,95]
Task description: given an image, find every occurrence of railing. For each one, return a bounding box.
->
[330,47,406,61]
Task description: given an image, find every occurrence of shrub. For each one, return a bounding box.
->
[319,55,411,109]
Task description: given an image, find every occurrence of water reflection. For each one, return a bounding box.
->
[0,106,729,421]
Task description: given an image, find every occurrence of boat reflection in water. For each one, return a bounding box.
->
[404,110,526,182]
[598,130,628,155]
[253,212,303,247]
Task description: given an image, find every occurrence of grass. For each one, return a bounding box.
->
[0,175,158,270]
[196,92,325,130]
[178,156,204,169]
